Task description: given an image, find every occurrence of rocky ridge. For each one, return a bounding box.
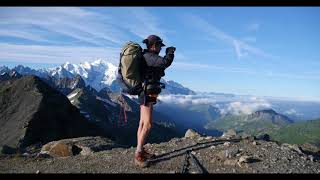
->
[1,129,319,174]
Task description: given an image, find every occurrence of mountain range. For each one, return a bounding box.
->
[1,60,320,147]
[0,60,195,95]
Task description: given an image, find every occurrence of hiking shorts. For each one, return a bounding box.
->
[138,91,157,106]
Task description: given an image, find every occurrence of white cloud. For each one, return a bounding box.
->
[247,23,260,32]
[122,7,169,43]
[185,15,274,60]
[173,61,320,81]
[158,94,272,115]
[226,100,272,115]
[173,61,256,74]
[0,29,50,42]
[233,39,249,58]
[0,7,177,65]
[284,108,304,116]
[284,108,297,115]
[0,43,120,65]
[265,71,320,80]
[0,7,127,46]
[0,7,169,47]
[158,94,217,105]
[242,36,257,43]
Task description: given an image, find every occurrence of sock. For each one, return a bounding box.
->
[136,144,143,154]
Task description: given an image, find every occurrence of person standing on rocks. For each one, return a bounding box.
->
[134,35,176,167]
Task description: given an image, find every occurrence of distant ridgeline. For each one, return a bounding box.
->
[1,62,320,148]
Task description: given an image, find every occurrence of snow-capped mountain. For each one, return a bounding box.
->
[0,66,10,74]
[3,59,194,95]
[48,60,118,91]
[160,79,195,95]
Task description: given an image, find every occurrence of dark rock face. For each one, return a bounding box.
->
[41,75,86,95]
[255,134,271,141]
[0,70,22,82]
[0,76,105,152]
[251,109,294,125]
[52,75,86,95]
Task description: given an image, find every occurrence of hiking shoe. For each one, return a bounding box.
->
[134,151,148,168]
[142,148,156,159]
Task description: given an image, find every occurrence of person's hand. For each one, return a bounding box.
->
[166,46,176,55]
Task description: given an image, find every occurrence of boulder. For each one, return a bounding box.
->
[184,129,201,138]
[39,136,117,157]
[226,148,240,158]
[255,134,270,141]
[221,129,237,139]
[41,141,75,157]
[0,145,17,154]
[281,143,303,154]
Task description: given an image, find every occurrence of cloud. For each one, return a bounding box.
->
[233,39,249,58]
[0,43,120,65]
[158,94,217,105]
[0,29,50,43]
[242,36,257,43]
[185,15,274,60]
[0,7,128,46]
[225,100,272,115]
[0,7,176,65]
[264,71,320,80]
[158,94,272,115]
[0,7,169,47]
[247,23,260,32]
[284,108,303,116]
[173,61,256,74]
[284,108,297,115]
[121,7,169,42]
[173,61,320,81]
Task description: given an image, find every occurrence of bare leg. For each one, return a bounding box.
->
[136,103,153,153]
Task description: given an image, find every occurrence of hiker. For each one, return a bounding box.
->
[134,35,176,167]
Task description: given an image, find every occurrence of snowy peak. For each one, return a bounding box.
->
[48,60,118,91]
[161,79,196,95]
[2,59,195,95]
[91,59,107,66]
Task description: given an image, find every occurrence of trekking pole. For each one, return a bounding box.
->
[143,79,148,106]
[181,150,190,173]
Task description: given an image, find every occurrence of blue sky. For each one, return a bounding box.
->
[0,7,319,101]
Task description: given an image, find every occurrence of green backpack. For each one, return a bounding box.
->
[117,41,144,95]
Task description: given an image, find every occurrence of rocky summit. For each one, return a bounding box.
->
[0,129,319,174]
[0,76,105,153]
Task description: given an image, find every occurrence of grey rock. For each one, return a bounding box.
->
[308,155,314,162]
[226,148,240,158]
[281,143,303,154]
[184,129,201,138]
[40,137,117,157]
[217,150,228,160]
[221,129,237,139]
[252,141,259,145]
[205,136,213,140]
[224,159,238,166]
[238,155,257,163]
